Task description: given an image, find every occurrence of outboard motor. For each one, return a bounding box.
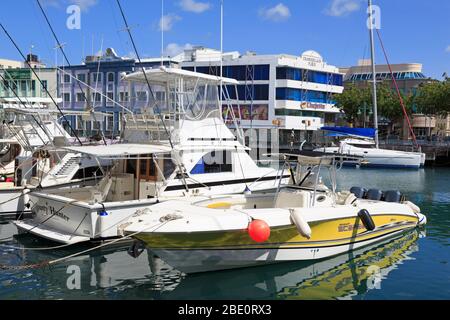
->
[366,189,383,201]
[383,190,402,203]
[350,187,367,199]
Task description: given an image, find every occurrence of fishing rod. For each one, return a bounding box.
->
[115,0,174,149]
[0,23,83,146]
[35,0,107,146]
[115,0,189,192]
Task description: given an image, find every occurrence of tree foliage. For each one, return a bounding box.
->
[413,79,450,116]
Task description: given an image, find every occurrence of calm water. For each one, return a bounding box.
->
[0,168,449,300]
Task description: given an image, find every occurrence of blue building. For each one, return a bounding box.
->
[58,48,176,137]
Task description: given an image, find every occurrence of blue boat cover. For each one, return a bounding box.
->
[320,126,376,138]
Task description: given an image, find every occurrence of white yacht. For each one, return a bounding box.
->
[14,67,289,244]
[315,130,425,169]
[0,98,111,217]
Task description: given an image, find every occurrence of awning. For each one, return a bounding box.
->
[63,143,172,158]
[320,126,376,139]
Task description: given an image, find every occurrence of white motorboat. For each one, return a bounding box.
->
[315,134,425,169]
[124,151,426,273]
[15,67,289,244]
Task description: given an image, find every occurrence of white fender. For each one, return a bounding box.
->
[22,188,31,206]
[403,201,421,214]
[290,208,312,239]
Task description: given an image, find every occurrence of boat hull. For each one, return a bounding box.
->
[148,227,417,273]
[134,210,422,273]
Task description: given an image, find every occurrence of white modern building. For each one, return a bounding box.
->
[177,47,344,149]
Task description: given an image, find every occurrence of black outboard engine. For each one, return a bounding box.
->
[366,189,383,201]
[350,187,367,199]
[384,190,402,203]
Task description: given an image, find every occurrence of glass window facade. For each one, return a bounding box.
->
[277,67,343,86]
[349,72,427,81]
[183,65,270,81]
[276,88,335,104]
[275,109,323,117]
[225,84,269,101]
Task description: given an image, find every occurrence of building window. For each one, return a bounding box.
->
[276,67,343,86]
[63,93,71,103]
[276,88,334,104]
[91,72,102,83]
[107,72,115,82]
[136,91,147,102]
[92,92,102,103]
[41,80,48,90]
[63,74,71,83]
[190,151,233,174]
[76,92,86,102]
[77,73,86,83]
[106,92,114,103]
[225,84,269,101]
[119,91,129,102]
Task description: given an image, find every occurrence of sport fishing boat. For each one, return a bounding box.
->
[15,67,289,244]
[0,100,112,217]
[124,151,427,273]
[315,127,426,169]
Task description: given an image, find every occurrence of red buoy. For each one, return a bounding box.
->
[248,219,271,243]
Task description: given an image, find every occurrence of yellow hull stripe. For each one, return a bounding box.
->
[135,214,418,250]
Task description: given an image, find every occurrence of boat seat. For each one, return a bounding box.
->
[274,189,310,209]
[366,189,383,201]
[350,187,367,199]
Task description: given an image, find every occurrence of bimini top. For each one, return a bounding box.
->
[124,66,239,85]
[64,143,172,158]
[320,126,376,139]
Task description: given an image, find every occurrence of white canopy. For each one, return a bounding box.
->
[64,143,172,158]
[124,66,239,85]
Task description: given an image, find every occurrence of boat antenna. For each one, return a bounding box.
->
[161,0,164,67]
[220,0,223,115]
[115,0,174,149]
[368,0,379,148]
[0,23,83,146]
[35,0,107,146]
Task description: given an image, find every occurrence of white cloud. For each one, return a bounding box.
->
[159,14,181,31]
[446,45,450,53]
[164,43,193,57]
[259,3,291,22]
[179,0,211,13]
[324,0,361,17]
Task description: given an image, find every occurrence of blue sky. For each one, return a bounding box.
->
[0,0,448,79]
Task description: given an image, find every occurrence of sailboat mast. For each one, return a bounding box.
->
[220,0,223,114]
[368,0,379,148]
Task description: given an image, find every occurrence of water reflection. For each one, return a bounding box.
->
[0,228,422,300]
[162,230,422,300]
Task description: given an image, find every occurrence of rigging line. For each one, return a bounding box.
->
[375,29,419,150]
[0,23,83,146]
[90,35,108,145]
[115,0,174,149]
[35,0,94,120]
